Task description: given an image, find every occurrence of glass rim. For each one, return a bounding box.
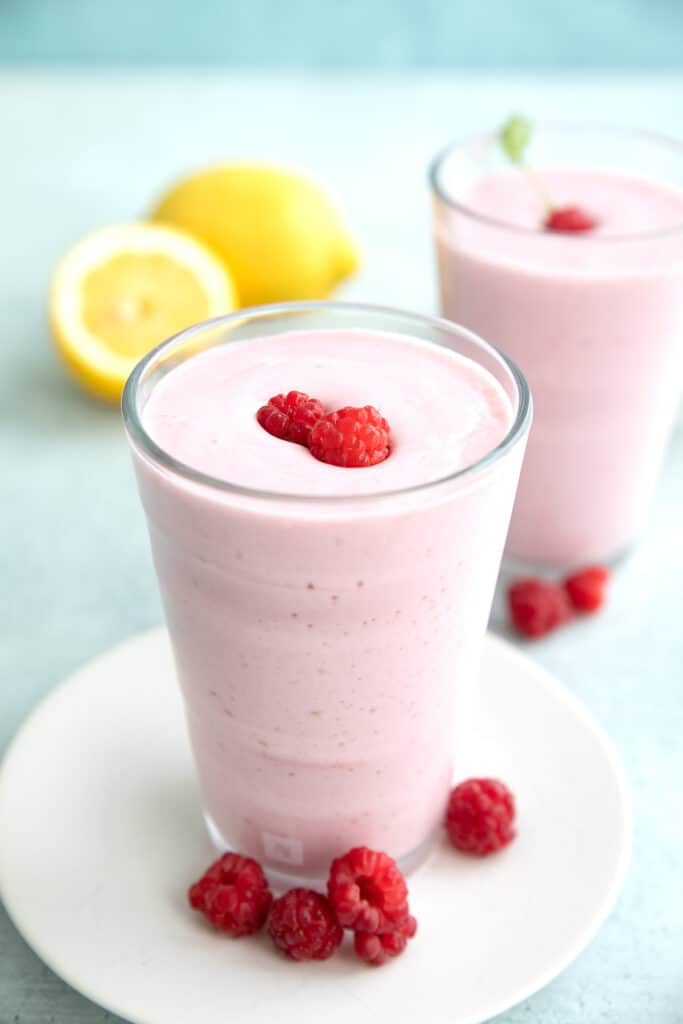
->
[429,120,683,243]
[122,300,532,505]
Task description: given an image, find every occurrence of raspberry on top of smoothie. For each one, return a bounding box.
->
[544,204,598,233]
[257,392,391,469]
[256,390,325,446]
[310,405,390,467]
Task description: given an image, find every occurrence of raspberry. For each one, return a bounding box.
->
[446,778,516,856]
[564,565,610,612]
[256,391,325,446]
[508,577,572,639]
[545,205,598,233]
[327,846,409,933]
[187,851,272,936]
[353,915,417,967]
[268,888,343,961]
[309,406,390,468]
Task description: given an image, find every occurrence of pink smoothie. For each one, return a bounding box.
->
[434,166,683,564]
[128,324,526,880]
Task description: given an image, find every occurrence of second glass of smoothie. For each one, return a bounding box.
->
[123,302,530,882]
[431,124,683,566]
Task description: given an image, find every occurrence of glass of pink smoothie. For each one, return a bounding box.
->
[431,124,683,566]
[122,302,530,883]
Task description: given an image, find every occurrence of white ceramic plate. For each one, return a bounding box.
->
[0,628,630,1024]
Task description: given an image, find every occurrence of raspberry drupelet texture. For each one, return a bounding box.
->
[446,778,516,856]
[545,205,598,234]
[353,915,418,966]
[256,390,325,446]
[309,405,390,468]
[188,852,272,936]
[268,888,343,961]
[327,846,409,933]
[508,577,572,639]
[564,565,610,612]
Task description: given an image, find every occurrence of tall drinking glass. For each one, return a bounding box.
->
[123,302,530,882]
[431,125,683,566]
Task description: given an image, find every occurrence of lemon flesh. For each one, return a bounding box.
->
[50,223,236,402]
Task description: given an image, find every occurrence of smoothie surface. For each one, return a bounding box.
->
[142,328,513,496]
[464,167,683,236]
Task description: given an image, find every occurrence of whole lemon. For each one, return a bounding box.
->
[150,164,360,307]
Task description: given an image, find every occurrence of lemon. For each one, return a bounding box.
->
[150,164,360,306]
[49,223,236,402]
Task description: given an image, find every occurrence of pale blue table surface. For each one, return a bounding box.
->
[1,70,682,1024]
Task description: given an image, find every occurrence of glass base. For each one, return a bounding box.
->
[502,541,635,577]
[204,812,437,892]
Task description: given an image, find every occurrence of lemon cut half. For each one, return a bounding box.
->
[49,223,237,402]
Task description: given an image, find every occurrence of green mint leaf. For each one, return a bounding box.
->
[500,115,533,165]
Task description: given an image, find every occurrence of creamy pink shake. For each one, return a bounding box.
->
[123,306,529,881]
[433,136,683,565]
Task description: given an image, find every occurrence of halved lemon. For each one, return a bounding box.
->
[49,223,237,402]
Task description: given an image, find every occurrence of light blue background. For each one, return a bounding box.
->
[1,67,683,1024]
[1,0,683,67]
